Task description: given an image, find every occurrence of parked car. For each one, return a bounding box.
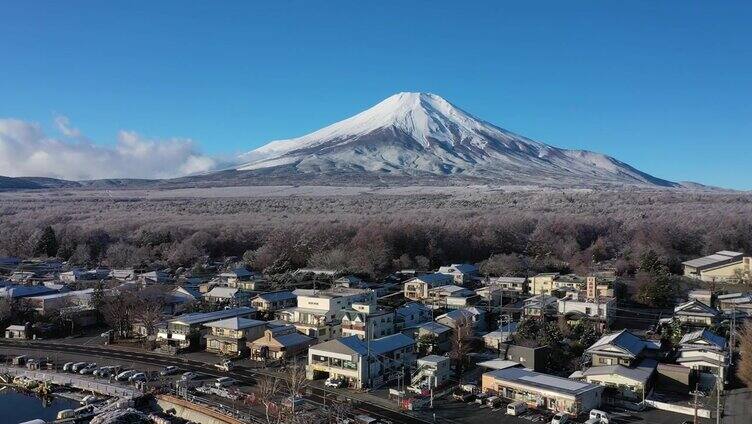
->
[160,366,180,376]
[129,373,147,383]
[506,401,527,416]
[474,392,490,405]
[62,362,75,372]
[181,372,198,381]
[486,396,501,408]
[71,362,90,373]
[325,377,345,388]
[116,370,137,381]
[79,364,98,375]
[551,413,570,424]
[214,377,236,388]
[588,409,609,424]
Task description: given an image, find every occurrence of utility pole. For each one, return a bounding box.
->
[730,306,736,365]
[716,374,721,424]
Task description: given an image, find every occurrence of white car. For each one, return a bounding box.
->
[62,362,75,372]
[551,413,569,424]
[325,377,345,388]
[588,409,609,424]
[71,362,89,373]
[181,372,198,381]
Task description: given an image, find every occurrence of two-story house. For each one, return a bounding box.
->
[339,302,395,340]
[437,264,479,285]
[155,307,256,353]
[248,324,315,361]
[307,333,416,389]
[676,329,729,385]
[204,317,267,357]
[403,273,453,300]
[673,299,720,328]
[523,294,558,317]
[585,330,660,367]
[251,291,297,315]
[427,285,480,310]
[557,293,615,329]
[203,287,252,307]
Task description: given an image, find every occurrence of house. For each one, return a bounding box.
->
[339,302,395,340]
[277,287,376,341]
[109,269,136,281]
[676,329,729,385]
[495,343,550,371]
[251,291,297,314]
[155,307,256,353]
[482,322,519,349]
[203,287,252,307]
[716,293,752,317]
[481,367,603,414]
[164,286,201,315]
[574,358,657,405]
[395,302,432,330]
[557,294,615,328]
[486,276,527,293]
[426,285,480,309]
[139,270,172,285]
[673,299,720,327]
[221,268,265,290]
[523,294,558,317]
[683,251,750,282]
[0,284,58,299]
[529,273,585,295]
[405,321,452,354]
[5,323,31,339]
[435,307,486,332]
[334,275,364,287]
[204,317,267,357]
[403,273,453,300]
[306,333,415,389]
[437,264,479,284]
[410,355,451,391]
[27,289,95,315]
[248,325,315,361]
[586,330,660,367]
[59,268,110,283]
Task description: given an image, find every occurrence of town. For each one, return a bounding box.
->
[0,247,749,424]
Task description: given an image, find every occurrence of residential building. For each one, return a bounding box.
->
[426,285,480,309]
[0,284,58,299]
[495,343,550,372]
[163,286,201,315]
[109,269,136,281]
[585,276,615,301]
[306,333,416,389]
[339,302,395,340]
[673,299,720,327]
[586,330,660,367]
[59,268,110,283]
[156,307,255,353]
[410,355,451,391]
[716,292,752,317]
[676,329,729,385]
[435,307,486,332]
[139,270,172,285]
[403,273,453,300]
[437,264,479,284]
[203,287,252,307]
[204,317,266,357]
[483,322,519,350]
[27,289,94,315]
[487,276,527,293]
[557,294,615,328]
[248,325,315,361]
[573,358,657,405]
[481,368,603,414]
[277,287,375,341]
[682,251,750,282]
[251,291,297,314]
[395,302,432,330]
[523,294,558,317]
[5,323,31,339]
[406,321,452,354]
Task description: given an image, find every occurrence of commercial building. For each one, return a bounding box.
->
[682,251,750,282]
[481,367,603,414]
[573,358,657,405]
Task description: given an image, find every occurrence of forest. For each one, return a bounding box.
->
[1,188,751,280]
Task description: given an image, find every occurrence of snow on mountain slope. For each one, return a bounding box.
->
[237,92,676,187]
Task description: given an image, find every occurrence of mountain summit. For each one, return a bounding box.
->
[237,92,676,187]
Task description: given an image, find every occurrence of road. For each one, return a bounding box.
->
[0,339,431,424]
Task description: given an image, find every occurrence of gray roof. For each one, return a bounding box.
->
[680,329,727,350]
[586,330,648,358]
[683,251,743,269]
[370,333,415,354]
[674,299,719,316]
[416,321,452,334]
[254,291,296,302]
[485,367,602,396]
[204,317,266,330]
[582,359,657,384]
[311,335,368,356]
[274,332,314,347]
[169,307,255,326]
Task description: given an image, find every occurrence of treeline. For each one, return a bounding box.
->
[1,189,751,278]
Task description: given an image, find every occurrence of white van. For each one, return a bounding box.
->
[589,409,609,424]
[506,401,527,416]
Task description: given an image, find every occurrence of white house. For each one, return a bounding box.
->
[403,273,453,300]
[676,329,729,386]
[437,264,479,284]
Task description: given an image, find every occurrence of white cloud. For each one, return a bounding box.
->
[0,117,218,180]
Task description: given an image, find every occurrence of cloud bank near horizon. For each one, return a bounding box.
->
[0,117,218,180]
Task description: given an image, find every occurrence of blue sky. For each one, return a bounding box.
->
[0,1,750,188]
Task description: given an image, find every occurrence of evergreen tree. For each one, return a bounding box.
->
[34,226,59,257]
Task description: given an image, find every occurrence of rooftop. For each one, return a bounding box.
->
[204,317,266,330]
[683,251,744,269]
[581,358,658,384]
[485,367,601,396]
[169,307,255,326]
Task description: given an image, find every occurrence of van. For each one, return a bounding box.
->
[589,409,609,424]
[506,401,527,416]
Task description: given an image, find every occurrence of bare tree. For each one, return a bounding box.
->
[285,359,308,416]
[101,291,136,339]
[449,315,474,381]
[738,322,752,388]
[257,374,283,424]
[325,399,353,424]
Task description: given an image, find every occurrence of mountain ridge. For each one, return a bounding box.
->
[236,92,678,188]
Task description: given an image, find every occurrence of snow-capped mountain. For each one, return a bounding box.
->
[237,92,676,187]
